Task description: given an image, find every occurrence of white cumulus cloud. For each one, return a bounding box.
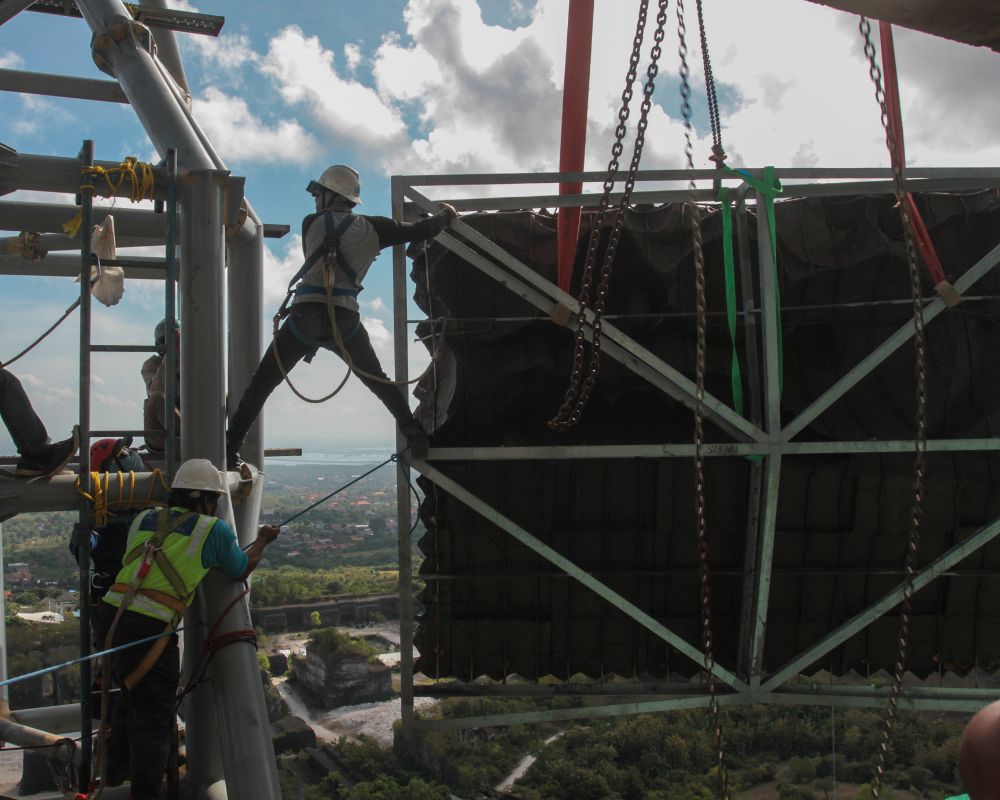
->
[260,26,408,155]
[0,50,24,68]
[192,87,321,165]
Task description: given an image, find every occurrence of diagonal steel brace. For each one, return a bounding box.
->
[406,185,766,443]
[410,456,749,692]
[762,515,1000,692]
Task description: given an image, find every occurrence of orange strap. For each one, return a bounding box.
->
[109,583,188,616]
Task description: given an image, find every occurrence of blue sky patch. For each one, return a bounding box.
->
[478,0,538,30]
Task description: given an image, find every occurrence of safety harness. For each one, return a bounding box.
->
[103,508,196,688]
[274,211,363,361]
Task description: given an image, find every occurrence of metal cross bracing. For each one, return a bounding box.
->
[389,167,1000,731]
[0,0,280,796]
[21,0,226,36]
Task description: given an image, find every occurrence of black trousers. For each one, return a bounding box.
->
[0,367,49,456]
[96,606,178,800]
[227,303,414,453]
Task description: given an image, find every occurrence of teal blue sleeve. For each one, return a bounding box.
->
[201,519,249,578]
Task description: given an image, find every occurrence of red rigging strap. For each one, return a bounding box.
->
[878,22,950,290]
[557,0,595,293]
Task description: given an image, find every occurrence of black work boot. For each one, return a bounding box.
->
[15,427,79,478]
[400,419,429,459]
[225,432,242,471]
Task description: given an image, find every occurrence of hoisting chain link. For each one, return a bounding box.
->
[694,0,725,164]
[859,16,928,800]
[548,0,667,431]
[677,0,729,797]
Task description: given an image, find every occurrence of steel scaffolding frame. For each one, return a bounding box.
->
[0,0,278,796]
[391,167,1000,730]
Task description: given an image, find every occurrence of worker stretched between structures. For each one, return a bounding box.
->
[94,458,280,799]
[0,366,78,477]
[225,164,457,468]
[141,318,180,455]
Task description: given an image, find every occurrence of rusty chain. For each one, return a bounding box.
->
[678,0,729,797]
[549,0,667,431]
[858,16,929,800]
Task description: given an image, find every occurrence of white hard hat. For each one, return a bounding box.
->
[172,459,226,494]
[308,164,362,205]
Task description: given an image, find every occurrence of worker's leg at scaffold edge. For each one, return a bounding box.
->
[225,307,316,467]
[107,610,179,800]
[323,308,428,455]
[0,367,48,454]
[0,367,78,476]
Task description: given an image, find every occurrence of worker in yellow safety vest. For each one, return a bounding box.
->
[95,458,280,799]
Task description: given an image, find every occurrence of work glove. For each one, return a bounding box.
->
[438,202,458,228]
[258,524,281,545]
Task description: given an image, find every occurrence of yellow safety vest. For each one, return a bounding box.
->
[103,507,217,623]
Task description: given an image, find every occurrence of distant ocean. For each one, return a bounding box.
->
[263,447,397,467]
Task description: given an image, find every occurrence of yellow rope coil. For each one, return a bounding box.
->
[76,469,171,527]
[64,157,157,237]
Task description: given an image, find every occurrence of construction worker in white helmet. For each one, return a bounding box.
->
[225,164,457,467]
[94,458,280,798]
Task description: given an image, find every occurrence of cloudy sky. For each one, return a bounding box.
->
[1,0,998,455]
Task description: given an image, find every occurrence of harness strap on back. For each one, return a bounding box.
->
[277,213,357,318]
[124,621,176,689]
[293,285,359,298]
[123,510,197,566]
[108,584,188,615]
[286,213,357,292]
[114,509,199,688]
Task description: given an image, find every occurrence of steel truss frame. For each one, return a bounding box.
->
[391,167,1000,731]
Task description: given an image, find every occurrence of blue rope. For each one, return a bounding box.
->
[0,623,189,690]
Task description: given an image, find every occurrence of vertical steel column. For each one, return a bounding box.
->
[226,219,264,475]
[748,191,783,688]
[392,175,415,731]
[556,0,594,292]
[227,214,264,543]
[198,491,280,800]
[178,171,280,800]
[179,170,227,790]
[179,170,227,462]
[77,139,95,789]
[164,149,178,475]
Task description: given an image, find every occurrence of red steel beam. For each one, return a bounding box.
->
[557,0,594,293]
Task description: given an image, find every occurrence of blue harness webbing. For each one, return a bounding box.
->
[289,212,360,299]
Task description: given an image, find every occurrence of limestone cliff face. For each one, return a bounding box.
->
[291,650,391,709]
[260,667,290,723]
